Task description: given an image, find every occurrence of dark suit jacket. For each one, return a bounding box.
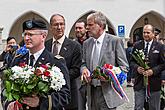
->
[45,37,82,109]
[0,51,7,61]
[130,40,165,91]
[0,51,14,66]
[161,70,165,80]
[3,49,70,110]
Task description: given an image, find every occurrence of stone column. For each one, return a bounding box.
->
[0,27,4,67]
[0,27,3,44]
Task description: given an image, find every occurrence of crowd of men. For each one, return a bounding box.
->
[0,11,165,110]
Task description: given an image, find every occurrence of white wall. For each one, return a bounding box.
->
[0,0,164,39]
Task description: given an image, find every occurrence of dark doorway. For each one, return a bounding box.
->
[133,27,143,42]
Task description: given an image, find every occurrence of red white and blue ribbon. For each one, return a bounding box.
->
[104,68,129,102]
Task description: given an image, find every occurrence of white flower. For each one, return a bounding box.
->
[11,66,23,73]
[50,76,66,91]
[137,49,146,60]
[36,65,66,91]
[9,65,35,83]
[139,49,143,53]
[41,75,49,82]
[9,64,66,91]
[52,66,61,73]
[4,63,66,103]
[112,66,122,74]
[49,66,66,91]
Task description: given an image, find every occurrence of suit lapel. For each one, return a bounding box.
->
[87,38,94,69]
[46,38,53,52]
[99,34,112,64]
[99,34,106,63]
[148,41,156,56]
[59,37,69,56]
[140,40,156,55]
[34,49,48,67]
[88,38,94,58]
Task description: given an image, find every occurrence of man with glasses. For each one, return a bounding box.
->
[2,19,70,110]
[45,14,82,110]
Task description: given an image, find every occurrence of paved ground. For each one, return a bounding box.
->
[0,81,164,110]
[117,84,134,110]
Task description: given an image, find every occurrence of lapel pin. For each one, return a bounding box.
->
[64,47,67,51]
[151,46,155,51]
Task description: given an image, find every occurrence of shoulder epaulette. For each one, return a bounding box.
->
[54,55,64,59]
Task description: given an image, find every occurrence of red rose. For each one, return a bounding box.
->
[103,64,113,69]
[19,62,26,67]
[41,64,49,70]
[44,71,50,77]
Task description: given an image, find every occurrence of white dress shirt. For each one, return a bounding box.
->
[29,48,45,66]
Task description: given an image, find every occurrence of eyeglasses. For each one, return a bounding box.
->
[22,32,42,37]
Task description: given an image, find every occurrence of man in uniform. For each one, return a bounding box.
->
[3,19,70,110]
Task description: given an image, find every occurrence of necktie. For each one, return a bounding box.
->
[143,42,150,102]
[29,55,34,66]
[52,41,58,55]
[144,42,149,56]
[92,40,100,70]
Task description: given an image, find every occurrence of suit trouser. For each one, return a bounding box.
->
[127,68,133,82]
[134,89,160,110]
[78,85,87,110]
[160,85,165,110]
[91,86,116,110]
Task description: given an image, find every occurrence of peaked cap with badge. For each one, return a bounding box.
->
[23,19,48,31]
[154,28,161,35]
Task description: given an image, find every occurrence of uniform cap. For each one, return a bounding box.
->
[23,19,47,31]
[154,28,161,35]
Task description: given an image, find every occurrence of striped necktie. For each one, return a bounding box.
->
[52,40,58,55]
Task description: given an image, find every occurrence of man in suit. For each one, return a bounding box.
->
[45,14,82,110]
[81,11,129,110]
[130,24,165,110]
[74,21,89,110]
[3,19,70,110]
